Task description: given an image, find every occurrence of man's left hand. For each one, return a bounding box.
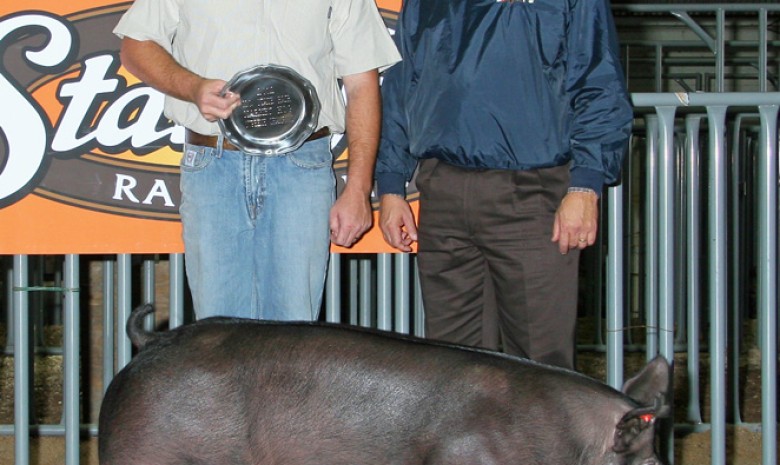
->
[551,191,599,254]
[329,187,372,248]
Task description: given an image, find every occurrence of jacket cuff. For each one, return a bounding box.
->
[375,172,407,197]
[569,166,605,196]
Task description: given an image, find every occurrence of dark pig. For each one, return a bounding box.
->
[99,305,671,465]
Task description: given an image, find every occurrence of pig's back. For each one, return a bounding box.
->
[100,318,631,465]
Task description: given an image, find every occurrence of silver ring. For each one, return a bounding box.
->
[578,238,587,243]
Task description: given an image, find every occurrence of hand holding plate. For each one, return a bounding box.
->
[218,65,320,155]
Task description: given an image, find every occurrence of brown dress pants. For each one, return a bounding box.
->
[415,159,579,369]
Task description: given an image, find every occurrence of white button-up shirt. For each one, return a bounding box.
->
[114,0,401,135]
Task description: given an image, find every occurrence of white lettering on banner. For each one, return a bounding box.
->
[99,83,177,148]
[0,12,181,206]
[0,13,73,201]
[53,55,179,151]
[143,179,175,207]
[113,174,175,207]
[53,55,121,149]
[113,174,141,203]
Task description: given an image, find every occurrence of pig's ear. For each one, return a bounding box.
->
[613,406,658,453]
[621,355,671,408]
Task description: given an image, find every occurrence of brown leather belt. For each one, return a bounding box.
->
[185,127,330,151]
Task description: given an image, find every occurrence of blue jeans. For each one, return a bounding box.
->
[179,136,334,321]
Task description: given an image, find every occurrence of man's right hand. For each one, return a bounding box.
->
[378,194,418,253]
[194,81,241,122]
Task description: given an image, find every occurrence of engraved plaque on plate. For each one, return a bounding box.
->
[219,64,320,155]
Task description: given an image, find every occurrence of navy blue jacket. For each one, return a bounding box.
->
[375,0,633,196]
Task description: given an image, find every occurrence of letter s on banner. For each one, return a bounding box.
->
[0,13,75,204]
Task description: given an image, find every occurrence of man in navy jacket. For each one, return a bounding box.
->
[375,0,632,369]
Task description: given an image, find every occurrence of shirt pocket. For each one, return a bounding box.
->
[273,1,332,46]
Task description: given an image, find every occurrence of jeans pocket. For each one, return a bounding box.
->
[180,145,215,173]
[289,139,333,169]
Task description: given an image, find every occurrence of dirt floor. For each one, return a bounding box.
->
[0,321,776,465]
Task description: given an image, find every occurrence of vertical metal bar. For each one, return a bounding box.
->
[63,255,80,465]
[674,139,687,347]
[594,213,606,347]
[729,115,746,425]
[325,253,341,323]
[13,255,30,465]
[656,106,677,359]
[6,263,15,351]
[102,258,115,389]
[706,105,729,465]
[142,258,155,305]
[684,115,703,424]
[715,9,725,92]
[656,105,678,465]
[413,255,425,338]
[759,9,767,93]
[626,138,637,347]
[622,44,631,91]
[168,253,185,328]
[655,45,663,93]
[606,182,624,390]
[142,258,155,331]
[394,254,410,334]
[31,258,45,349]
[756,104,778,465]
[51,265,63,327]
[644,115,660,359]
[359,258,372,327]
[117,254,133,369]
[349,257,359,325]
[377,254,392,331]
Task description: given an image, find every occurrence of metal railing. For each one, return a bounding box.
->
[615,4,780,93]
[624,92,778,465]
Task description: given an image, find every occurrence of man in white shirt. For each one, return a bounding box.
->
[114,1,400,320]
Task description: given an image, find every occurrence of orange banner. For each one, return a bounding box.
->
[0,0,415,254]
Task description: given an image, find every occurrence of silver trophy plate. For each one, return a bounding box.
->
[219,64,321,155]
